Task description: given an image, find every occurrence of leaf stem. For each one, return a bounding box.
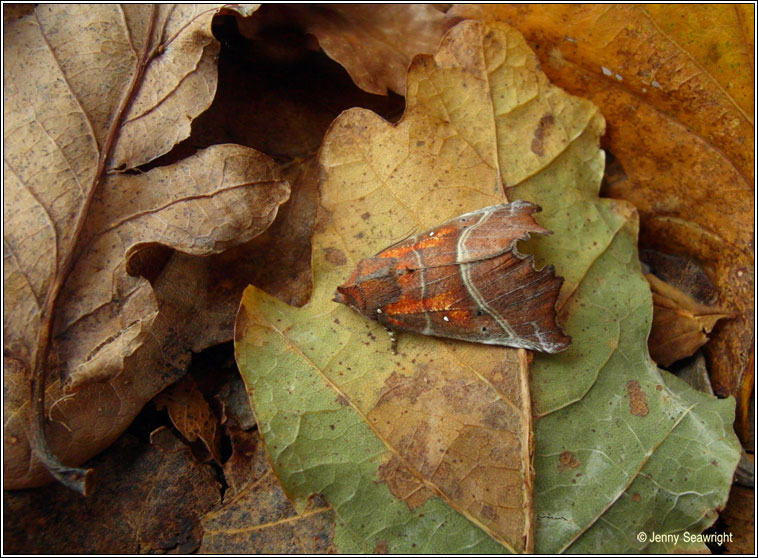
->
[29,4,159,495]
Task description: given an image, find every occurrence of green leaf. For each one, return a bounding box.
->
[236,19,740,553]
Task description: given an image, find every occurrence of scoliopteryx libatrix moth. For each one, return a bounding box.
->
[334,201,571,354]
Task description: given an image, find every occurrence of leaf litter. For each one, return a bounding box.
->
[236,18,740,553]
[3,4,289,490]
[452,3,754,446]
[4,4,744,555]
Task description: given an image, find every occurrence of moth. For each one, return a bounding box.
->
[334,201,571,354]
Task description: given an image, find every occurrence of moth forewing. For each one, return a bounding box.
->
[334,201,570,353]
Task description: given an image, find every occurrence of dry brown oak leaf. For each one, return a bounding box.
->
[453,3,755,444]
[237,4,458,96]
[187,11,408,306]
[4,4,289,490]
[646,273,733,367]
[154,374,223,464]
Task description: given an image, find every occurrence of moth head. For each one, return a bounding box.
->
[333,284,368,315]
[334,258,400,318]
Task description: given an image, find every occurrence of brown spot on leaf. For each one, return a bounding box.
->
[322,247,347,266]
[482,401,512,431]
[632,492,641,502]
[439,378,479,413]
[376,369,436,406]
[373,540,388,554]
[558,450,580,471]
[366,357,529,547]
[530,113,554,156]
[481,504,498,521]
[377,456,433,510]
[626,380,649,417]
[313,205,332,234]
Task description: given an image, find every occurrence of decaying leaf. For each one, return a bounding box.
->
[734,447,755,488]
[236,19,741,553]
[3,4,291,490]
[218,420,267,499]
[3,429,221,554]
[236,4,457,96]
[187,18,405,307]
[234,158,322,307]
[201,472,334,554]
[646,273,733,367]
[642,248,720,306]
[674,351,716,396]
[721,484,755,554]
[155,374,223,463]
[215,364,258,433]
[451,3,754,444]
[200,428,335,553]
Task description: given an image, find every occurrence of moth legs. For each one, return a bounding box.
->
[384,326,398,355]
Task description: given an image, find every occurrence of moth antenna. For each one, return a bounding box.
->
[384,326,398,355]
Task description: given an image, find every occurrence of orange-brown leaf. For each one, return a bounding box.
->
[237,4,457,95]
[722,484,755,554]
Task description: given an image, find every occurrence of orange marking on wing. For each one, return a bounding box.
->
[380,225,457,258]
[383,291,457,315]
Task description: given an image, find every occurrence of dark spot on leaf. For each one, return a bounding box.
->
[558,450,580,471]
[531,113,555,156]
[322,247,347,266]
[481,504,498,521]
[626,380,649,417]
